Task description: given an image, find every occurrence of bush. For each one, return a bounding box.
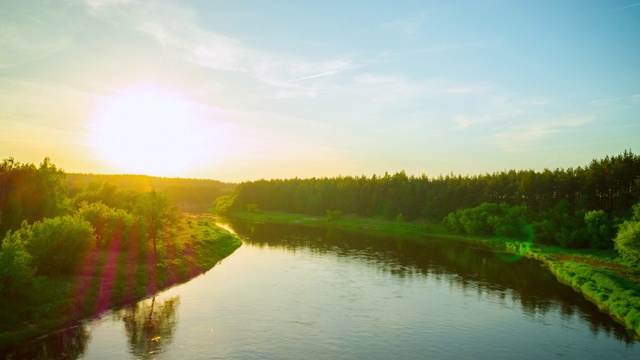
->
[210,194,237,214]
[22,216,96,275]
[614,220,640,263]
[76,202,137,250]
[443,203,531,240]
[442,211,464,234]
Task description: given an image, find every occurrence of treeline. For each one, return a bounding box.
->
[0,158,68,236]
[67,173,235,212]
[216,151,640,251]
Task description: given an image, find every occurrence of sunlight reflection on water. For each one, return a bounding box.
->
[3,220,640,359]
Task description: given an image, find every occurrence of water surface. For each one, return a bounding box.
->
[4,220,640,359]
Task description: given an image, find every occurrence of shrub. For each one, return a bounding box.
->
[22,216,96,275]
[211,194,237,214]
[76,202,136,249]
[614,220,640,263]
[442,211,464,234]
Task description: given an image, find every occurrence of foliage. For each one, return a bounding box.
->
[0,231,36,300]
[442,203,532,241]
[583,210,615,249]
[71,182,140,212]
[67,173,235,212]
[20,216,96,275]
[614,220,640,263]
[224,151,640,223]
[76,202,141,250]
[211,194,236,214]
[549,261,640,334]
[134,190,179,256]
[0,157,69,236]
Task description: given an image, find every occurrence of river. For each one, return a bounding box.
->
[3,219,640,359]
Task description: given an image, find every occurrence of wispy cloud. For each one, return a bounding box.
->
[286,60,355,82]
[351,74,491,105]
[0,5,72,68]
[139,21,245,71]
[251,57,362,99]
[608,3,640,12]
[84,0,136,12]
[81,0,361,99]
[83,1,246,71]
[352,73,428,104]
[489,116,595,152]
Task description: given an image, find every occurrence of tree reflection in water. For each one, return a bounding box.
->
[118,295,180,359]
[0,325,90,359]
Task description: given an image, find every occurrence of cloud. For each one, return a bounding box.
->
[352,73,428,104]
[252,57,359,99]
[82,1,246,71]
[138,21,245,71]
[489,116,595,152]
[608,3,640,12]
[286,60,355,82]
[80,0,361,99]
[0,5,72,68]
[84,0,135,12]
[351,74,491,105]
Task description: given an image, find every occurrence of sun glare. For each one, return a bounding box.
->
[90,88,209,176]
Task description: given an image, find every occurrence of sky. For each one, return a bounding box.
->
[1,0,639,182]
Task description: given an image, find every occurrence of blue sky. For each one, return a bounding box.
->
[1,0,639,181]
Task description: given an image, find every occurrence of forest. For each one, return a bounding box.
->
[66,173,235,212]
[215,151,640,257]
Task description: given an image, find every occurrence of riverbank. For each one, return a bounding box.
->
[226,210,640,337]
[0,215,241,349]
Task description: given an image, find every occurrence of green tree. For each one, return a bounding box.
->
[0,230,35,299]
[0,157,68,236]
[134,190,178,257]
[584,210,615,249]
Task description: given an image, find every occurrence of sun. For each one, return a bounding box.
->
[90,88,208,176]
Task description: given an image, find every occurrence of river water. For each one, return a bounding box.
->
[4,219,640,359]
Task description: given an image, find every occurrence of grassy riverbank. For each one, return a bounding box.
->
[227,210,640,337]
[0,215,241,349]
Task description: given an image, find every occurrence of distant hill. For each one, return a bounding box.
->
[66,173,236,212]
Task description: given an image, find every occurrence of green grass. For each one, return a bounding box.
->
[227,209,640,337]
[0,215,241,349]
[549,261,640,335]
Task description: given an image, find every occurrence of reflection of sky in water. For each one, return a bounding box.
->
[5,221,640,359]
